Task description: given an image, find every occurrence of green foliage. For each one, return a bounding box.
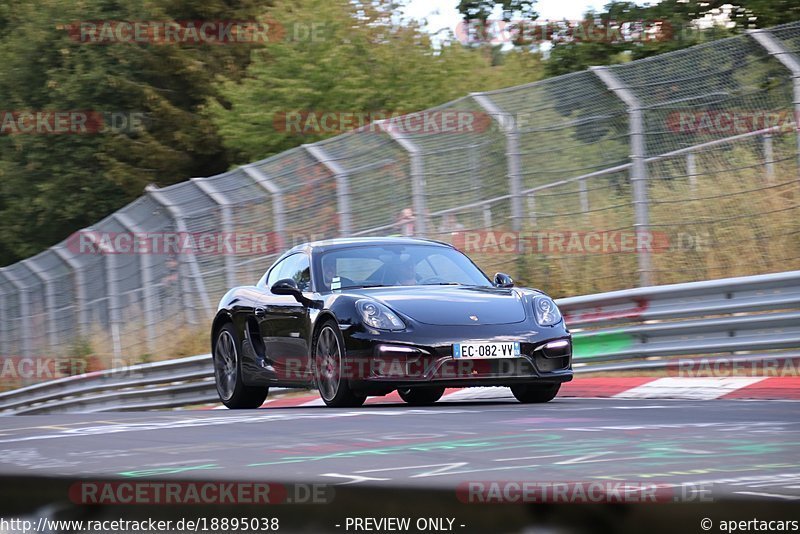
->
[457,0,537,22]
[0,0,262,265]
[208,0,544,163]
[1,0,797,269]
[543,0,800,76]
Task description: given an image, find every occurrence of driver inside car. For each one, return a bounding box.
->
[391,260,417,286]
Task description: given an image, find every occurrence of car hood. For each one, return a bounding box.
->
[353,285,528,326]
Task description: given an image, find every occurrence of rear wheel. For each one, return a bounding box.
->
[213,323,269,409]
[397,386,446,406]
[510,383,560,404]
[313,321,366,407]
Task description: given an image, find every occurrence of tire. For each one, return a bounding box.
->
[510,383,560,404]
[397,386,446,406]
[313,320,366,407]
[213,323,269,409]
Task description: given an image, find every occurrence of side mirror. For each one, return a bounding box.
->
[271,278,301,297]
[494,272,514,288]
[270,278,321,309]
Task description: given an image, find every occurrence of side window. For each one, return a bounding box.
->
[267,253,311,292]
[280,253,311,292]
[266,256,290,289]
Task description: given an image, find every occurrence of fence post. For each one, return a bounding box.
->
[21,258,59,352]
[81,231,122,361]
[763,133,775,181]
[592,66,652,287]
[579,179,589,219]
[243,165,287,247]
[145,184,213,324]
[191,177,237,289]
[113,213,156,353]
[1,268,31,358]
[377,121,428,237]
[526,194,537,228]
[749,29,800,178]
[687,151,697,193]
[53,246,88,338]
[0,286,4,357]
[304,144,352,236]
[471,92,523,232]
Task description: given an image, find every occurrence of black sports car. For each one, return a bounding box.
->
[211,237,572,408]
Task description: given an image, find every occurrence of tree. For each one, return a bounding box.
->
[457,1,537,23]
[208,0,543,162]
[542,0,800,77]
[0,0,264,265]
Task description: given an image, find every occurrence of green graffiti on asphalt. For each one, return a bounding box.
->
[118,464,220,478]
[247,434,567,466]
[248,434,800,469]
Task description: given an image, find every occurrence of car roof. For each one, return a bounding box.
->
[285,236,453,255]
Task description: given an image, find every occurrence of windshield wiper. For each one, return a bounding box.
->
[338,283,392,289]
[422,282,462,285]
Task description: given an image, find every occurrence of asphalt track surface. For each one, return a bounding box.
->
[0,395,798,501]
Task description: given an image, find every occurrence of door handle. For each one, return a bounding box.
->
[254,306,266,318]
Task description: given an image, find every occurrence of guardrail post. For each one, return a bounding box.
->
[471,93,523,232]
[53,246,88,338]
[145,185,213,324]
[592,66,652,287]
[21,258,59,352]
[749,29,800,179]
[377,121,428,237]
[243,166,287,248]
[113,213,156,353]
[304,144,352,236]
[191,177,237,289]
[1,268,31,358]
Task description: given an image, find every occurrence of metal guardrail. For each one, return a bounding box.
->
[0,354,217,415]
[561,270,800,365]
[2,270,799,415]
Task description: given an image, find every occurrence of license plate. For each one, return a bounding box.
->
[453,342,521,359]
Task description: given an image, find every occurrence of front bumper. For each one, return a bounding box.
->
[342,322,573,389]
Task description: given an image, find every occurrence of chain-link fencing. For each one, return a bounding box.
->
[1,22,799,371]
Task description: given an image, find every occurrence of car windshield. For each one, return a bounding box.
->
[316,244,493,291]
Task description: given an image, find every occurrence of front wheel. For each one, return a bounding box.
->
[510,383,560,404]
[313,321,366,407]
[397,386,446,406]
[213,323,269,409]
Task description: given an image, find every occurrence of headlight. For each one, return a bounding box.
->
[356,299,406,331]
[533,296,562,326]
